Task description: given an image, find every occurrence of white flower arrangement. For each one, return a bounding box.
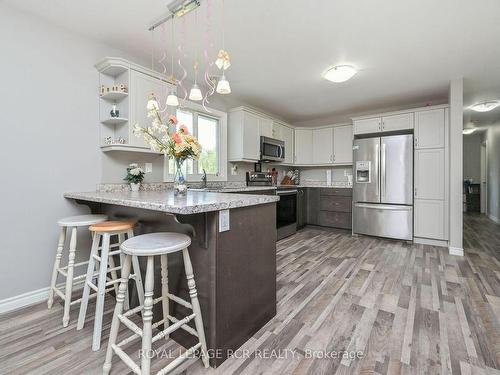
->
[124,163,145,184]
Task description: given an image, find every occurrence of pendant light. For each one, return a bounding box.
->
[216,0,231,95]
[216,72,231,94]
[166,19,179,106]
[189,9,203,101]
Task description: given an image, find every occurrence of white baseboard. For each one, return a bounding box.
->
[488,214,500,224]
[0,282,84,315]
[0,286,51,314]
[449,246,464,257]
[413,237,448,248]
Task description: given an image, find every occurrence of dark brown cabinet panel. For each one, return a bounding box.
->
[318,211,352,229]
[319,195,352,213]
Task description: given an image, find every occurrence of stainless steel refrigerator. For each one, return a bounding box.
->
[353,134,413,240]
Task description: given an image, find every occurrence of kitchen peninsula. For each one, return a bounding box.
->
[64,189,279,367]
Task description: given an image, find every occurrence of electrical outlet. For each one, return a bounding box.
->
[219,209,230,232]
[145,163,153,173]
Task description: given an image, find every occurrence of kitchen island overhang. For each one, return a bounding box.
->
[64,190,279,367]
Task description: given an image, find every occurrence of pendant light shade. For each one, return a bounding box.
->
[166,89,179,106]
[216,73,231,94]
[189,83,203,101]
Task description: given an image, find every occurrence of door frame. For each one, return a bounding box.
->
[481,141,488,215]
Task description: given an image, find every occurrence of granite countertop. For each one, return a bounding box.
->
[64,190,279,215]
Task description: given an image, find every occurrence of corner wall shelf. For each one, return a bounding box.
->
[100,144,163,155]
[100,91,128,101]
[101,117,128,125]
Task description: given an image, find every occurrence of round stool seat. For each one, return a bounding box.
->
[89,220,136,232]
[120,232,191,256]
[58,214,108,227]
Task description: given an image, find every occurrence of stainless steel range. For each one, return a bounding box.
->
[246,172,297,240]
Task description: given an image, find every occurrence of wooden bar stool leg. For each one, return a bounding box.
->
[108,234,120,296]
[63,227,77,327]
[92,232,111,351]
[132,256,145,307]
[160,254,169,338]
[117,232,130,311]
[103,254,132,375]
[77,233,101,330]
[48,226,66,309]
[182,248,209,368]
[141,256,155,374]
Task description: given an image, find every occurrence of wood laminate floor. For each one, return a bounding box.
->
[2,213,500,375]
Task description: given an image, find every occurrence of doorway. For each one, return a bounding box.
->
[480,141,487,214]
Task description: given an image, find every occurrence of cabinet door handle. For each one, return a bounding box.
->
[414,187,417,197]
[414,138,418,147]
[378,122,381,131]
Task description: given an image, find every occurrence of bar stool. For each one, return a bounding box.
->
[48,214,108,327]
[103,232,209,375]
[77,221,145,351]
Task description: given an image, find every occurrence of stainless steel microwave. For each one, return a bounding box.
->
[260,136,285,162]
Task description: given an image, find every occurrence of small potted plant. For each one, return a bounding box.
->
[124,163,145,192]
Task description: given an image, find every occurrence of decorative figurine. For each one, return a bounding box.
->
[110,104,119,118]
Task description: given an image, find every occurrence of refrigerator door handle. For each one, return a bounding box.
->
[355,203,413,211]
[381,142,386,199]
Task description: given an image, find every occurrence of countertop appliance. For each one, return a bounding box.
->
[260,136,285,162]
[247,172,297,240]
[353,134,413,240]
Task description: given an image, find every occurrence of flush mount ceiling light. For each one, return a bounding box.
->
[462,128,476,135]
[470,100,500,112]
[323,65,357,83]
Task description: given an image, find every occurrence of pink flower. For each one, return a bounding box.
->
[169,115,178,125]
[172,132,182,144]
[179,124,190,135]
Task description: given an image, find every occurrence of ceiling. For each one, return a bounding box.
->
[6,0,500,125]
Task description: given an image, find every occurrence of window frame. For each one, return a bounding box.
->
[163,101,227,182]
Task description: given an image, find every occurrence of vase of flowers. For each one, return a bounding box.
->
[133,95,202,196]
[124,163,145,192]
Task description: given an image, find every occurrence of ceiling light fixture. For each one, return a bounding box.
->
[323,65,357,83]
[216,73,231,94]
[189,83,203,101]
[470,100,500,112]
[462,128,476,135]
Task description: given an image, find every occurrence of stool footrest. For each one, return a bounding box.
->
[117,318,166,348]
[156,342,202,375]
[152,313,195,343]
[166,293,192,309]
[118,314,143,337]
[166,314,199,338]
[111,344,141,375]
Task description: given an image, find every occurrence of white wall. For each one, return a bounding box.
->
[0,4,141,300]
[463,133,482,183]
[486,124,500,222]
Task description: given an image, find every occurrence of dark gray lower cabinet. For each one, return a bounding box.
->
[304,187,352,230]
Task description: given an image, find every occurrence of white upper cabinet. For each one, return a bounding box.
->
[259,117,273,138]
[353,112,414,135]
[275,123,295,164]
[353,117,381,135]
[313,127,334,164]
[294,129,313,165]
[228,109,260,162]
[381,113,414,132]
[129,70,168,148]
[333,125,353,164]
[414,108,445,149]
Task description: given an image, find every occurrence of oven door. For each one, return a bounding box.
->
[260,136,285,162]
[276,189,297,240]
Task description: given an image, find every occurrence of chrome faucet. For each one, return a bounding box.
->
[201,168,207,188]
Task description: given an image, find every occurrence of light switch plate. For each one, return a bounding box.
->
[145,163,153,173]
[219,209,230,232]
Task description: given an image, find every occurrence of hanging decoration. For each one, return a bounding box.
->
[147,0,232,113]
